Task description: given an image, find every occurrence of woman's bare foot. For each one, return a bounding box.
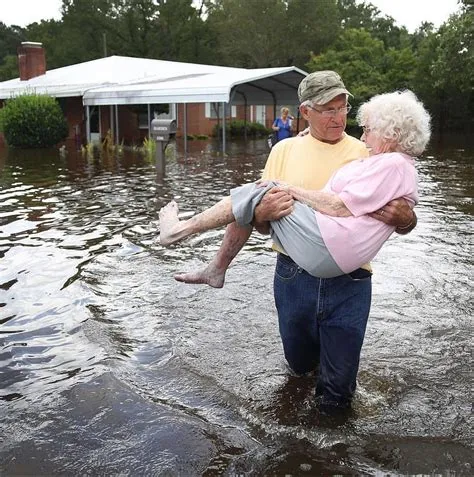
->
[159,201,182,245]
[174,263,226,288]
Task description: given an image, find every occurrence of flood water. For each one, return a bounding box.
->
[0,137,472,476]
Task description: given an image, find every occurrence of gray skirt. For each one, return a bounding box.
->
[230,182,343,278]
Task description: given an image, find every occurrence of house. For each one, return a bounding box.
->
[0,42,306,148]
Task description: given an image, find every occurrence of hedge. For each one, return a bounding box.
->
[0,93,68,148]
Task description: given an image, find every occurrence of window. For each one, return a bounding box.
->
[135,104,170,129]
[205,103,236,119]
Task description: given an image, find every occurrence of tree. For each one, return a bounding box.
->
[338,0,411,49]
[305,28,417,107]
[156,0,216,63]
[205,0,288,68]
[205,0,340,69]
[54,0,213,63]
[0,55,19,81]
[284,0,341,69]
[0,23,26,80]
[429,8,473,131]
[101,0,160,57]
[0,23,25,61]
[58,0,118,62]
[22,20,70,70]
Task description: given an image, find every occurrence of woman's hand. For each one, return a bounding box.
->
[297,127,310,137]
[256,179,289,190]
[255,179,270,188]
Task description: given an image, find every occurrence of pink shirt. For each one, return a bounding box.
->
[316,152,418,273]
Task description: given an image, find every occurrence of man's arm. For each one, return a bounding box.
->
[395,212,417,235]
[369,198,417,235]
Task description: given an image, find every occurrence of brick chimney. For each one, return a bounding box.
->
[18,42,46,81]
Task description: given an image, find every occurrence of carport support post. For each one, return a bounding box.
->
[86,105,91,144]
[222,102,226,155]
[244,98,248,141]
[147,104,151,138]
[184,103,188,154]
[115,105,119,145]
[110,106,114,139]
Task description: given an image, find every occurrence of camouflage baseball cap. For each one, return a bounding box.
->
[298,70,352,104]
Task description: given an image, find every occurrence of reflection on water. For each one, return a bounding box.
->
[0,138,473,475]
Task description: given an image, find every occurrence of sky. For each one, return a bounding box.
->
[0,0,462,32]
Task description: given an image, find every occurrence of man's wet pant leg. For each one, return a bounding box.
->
[274,253,372,409]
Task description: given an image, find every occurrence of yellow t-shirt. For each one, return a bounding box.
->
[262,132,371,271]
[262,132,369,188]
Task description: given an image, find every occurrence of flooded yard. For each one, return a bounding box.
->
[0,137,472,475]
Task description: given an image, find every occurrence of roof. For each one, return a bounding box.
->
[0,55,307,106]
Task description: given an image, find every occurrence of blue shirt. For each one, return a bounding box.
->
[273,117,293,142]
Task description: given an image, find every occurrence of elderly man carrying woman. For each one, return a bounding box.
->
[159,71,430,414]
[159,89,430,280]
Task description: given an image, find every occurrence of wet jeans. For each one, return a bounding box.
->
[274,253,372,409]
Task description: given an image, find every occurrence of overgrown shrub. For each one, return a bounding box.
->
[213,120,270,137]
[0,93,68,148]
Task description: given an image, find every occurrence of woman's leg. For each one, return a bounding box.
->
[159,196,235,246]
[174,222,253,288]
[163,182,272,287]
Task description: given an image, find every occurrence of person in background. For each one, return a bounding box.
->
[168,71,418,414]
[272,107,293,143]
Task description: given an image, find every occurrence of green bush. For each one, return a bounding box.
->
[0,93,69,148]
[213,120,270,137]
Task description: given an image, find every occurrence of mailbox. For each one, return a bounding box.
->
[150,118,177,142]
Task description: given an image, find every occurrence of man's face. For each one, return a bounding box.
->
[299,94,348,144]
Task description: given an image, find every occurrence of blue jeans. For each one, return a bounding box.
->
[274,253,372,409]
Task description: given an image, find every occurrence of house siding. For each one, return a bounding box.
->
[0,97,304,148]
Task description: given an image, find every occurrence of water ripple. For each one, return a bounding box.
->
[0,141,472,475]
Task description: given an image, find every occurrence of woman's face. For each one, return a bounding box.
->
[361,125,395,155]
[281,109,289,119]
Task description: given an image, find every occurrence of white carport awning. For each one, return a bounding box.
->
[82,66,306,106]
[0,56,235,99]
[0,55,307,106]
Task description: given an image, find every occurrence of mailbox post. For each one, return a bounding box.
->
[150,118,177,176]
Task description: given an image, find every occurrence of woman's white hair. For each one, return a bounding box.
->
[357,90,431,157]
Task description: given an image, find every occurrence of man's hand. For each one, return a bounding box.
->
[252,187,294,234]
[369,198,417,235]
